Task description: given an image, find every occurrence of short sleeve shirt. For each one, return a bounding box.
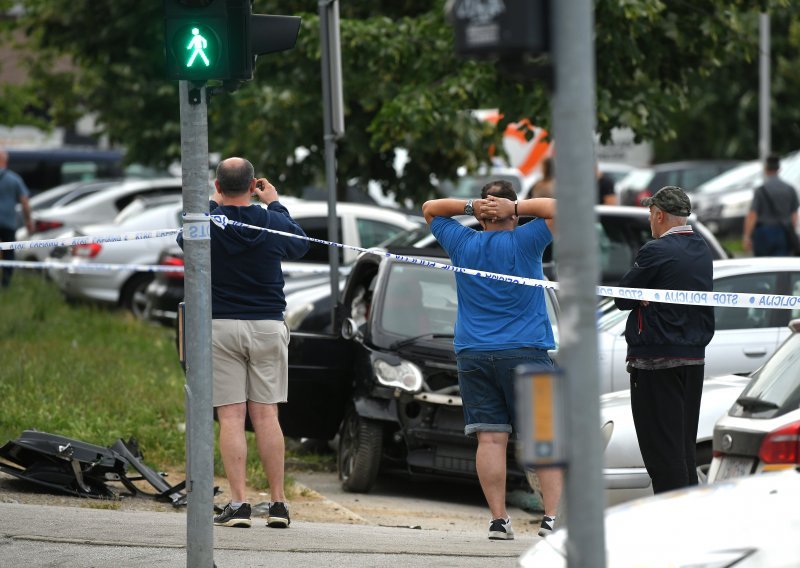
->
[430,216,555,353]
[0,169,30,230]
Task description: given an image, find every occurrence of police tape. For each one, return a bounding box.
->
[208,213,800,311]
[2,215,798,310]
[0,229,181,252]
[0,260,184,273]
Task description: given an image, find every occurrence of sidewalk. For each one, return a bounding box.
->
[0,501,536,567]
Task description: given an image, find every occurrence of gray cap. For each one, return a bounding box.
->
[641,185,691,216]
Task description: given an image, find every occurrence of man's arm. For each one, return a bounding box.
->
[18,195,33,234]
[742,210,757,252]
[422,198,484,224]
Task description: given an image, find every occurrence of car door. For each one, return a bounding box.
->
[706,271,785,377]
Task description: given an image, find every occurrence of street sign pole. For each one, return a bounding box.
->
[319,0,345,322]
[178,80,215,568]
[551,2,606,567]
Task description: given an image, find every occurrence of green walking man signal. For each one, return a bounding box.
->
[186,27,210,68]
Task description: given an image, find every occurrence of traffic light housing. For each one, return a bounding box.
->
[164,0,301,82]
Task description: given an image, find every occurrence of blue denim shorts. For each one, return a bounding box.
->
[457,347,554,437]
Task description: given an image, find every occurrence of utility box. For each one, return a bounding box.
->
[447,0,550,59]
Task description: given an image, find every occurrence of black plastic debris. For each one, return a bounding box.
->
[0,430,187,507]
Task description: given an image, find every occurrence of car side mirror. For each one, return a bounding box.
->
[341,317,362,341]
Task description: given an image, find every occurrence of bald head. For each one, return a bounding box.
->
[216,157,255,196]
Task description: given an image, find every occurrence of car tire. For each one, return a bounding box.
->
[338,408,382,493]
[120,273,154,319]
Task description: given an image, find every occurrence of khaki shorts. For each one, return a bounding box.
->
[211,319,289,407]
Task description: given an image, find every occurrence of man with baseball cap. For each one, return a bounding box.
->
[614,185,715,494]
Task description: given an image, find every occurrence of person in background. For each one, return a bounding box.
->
[742,154,799,256]
[178,157,309,529]
[615,186,714,494]
[526,156,555,199]
[0,147,34,288]
[597,163,617,205]
[422,183,562,540]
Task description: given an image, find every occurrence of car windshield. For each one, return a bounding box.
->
[377,263,458,341]
[379,224,432,248]
[738,333,800,416]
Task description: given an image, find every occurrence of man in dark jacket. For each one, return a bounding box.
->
[178,157,309,528]
[615,185,714,494]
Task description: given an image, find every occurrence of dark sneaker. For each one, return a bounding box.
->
[488,517,514,540]
[267,501,290,528]
[213,503,252,528]
[538,515,556,537]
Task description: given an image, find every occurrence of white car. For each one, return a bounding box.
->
[598,257,800,395]
[708,319,800,483]
[50,198,185,317]
[15,177,184,261]
[519,469,800,567]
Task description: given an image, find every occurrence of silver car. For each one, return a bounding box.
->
[707,319,800,483]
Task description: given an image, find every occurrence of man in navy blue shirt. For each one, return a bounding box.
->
[423,183,561,540]
[616,185,714,494]
[179,157,308,529]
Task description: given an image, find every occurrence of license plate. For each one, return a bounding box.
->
[715,456,754,481]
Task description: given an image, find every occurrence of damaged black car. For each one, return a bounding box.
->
[279,248,560,493]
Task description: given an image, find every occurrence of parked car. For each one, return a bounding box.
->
[48,198,184,317]
[520,468,800,567]
[598,257,800,395]
[144,201,425,325]
[13,179,122,231]
[281,248,560,492]
[692,150,800,236]
[15,177,185,262]
[6,147,126,195]
[616,160,742,206]
[707,319,800,483]
[381,205,728,286]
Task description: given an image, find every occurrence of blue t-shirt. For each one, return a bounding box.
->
[0,169,30,230]
[430,216,555,353]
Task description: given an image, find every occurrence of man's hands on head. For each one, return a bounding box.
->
[254,178,278,205]
[478,196,515,222]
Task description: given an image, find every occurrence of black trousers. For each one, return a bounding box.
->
[0,227,16,287]
[629,365,704,494]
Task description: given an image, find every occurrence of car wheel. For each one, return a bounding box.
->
[121,273,154,319]
[696,442,712,484]
[338,407,382,493]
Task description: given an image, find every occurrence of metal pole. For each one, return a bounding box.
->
[758,12,771,161]
[320,0,342,321]
[179,80,215,568]
[551,2,606,567]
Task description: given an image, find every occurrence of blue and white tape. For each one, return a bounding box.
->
[0,260,184,274]
[1,214,798,310]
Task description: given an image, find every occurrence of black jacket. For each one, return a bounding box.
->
[615,229,714,360]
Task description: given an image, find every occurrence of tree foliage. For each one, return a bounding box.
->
[1,0,794,203]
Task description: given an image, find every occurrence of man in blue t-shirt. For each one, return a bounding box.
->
[0,147,34,288]
[422,181,560,540]
[178,157,308,529]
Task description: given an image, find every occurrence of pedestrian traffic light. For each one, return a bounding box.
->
[164,0,230,81]
[164,0,301,83]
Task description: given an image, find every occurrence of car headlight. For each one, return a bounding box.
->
[373,359,423,393]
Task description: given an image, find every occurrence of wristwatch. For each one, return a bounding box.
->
[464,199,474,216]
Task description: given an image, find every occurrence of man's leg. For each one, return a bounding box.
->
[536,467,563,517]
[630,367,689,493]
[475,431,509,520]
[216,402,248,503]
[248,400,285,503]
[682,366,705,485]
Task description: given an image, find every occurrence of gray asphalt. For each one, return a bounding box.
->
[0,478,541,568]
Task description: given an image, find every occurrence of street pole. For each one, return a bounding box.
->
[758,12,771,161]
[179,81,215,568]
[319,0,345,321]
[551,2,606,567]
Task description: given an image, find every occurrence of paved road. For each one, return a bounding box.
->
[0,471,545,567]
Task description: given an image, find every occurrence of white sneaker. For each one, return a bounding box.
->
[488,517,514,540]
[538,515,556,537]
